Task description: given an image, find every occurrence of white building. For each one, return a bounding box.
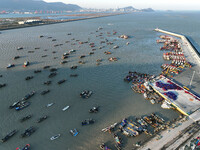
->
[18,19,42,25]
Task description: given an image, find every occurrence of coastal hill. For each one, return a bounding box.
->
[116,6,154,12]
[0,0,82,11]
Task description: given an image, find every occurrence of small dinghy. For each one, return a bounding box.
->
[46,103,54,107]
[50,134,60,140]
[89,106,99,113]
[69,129,79,136]
[62,105,70,111]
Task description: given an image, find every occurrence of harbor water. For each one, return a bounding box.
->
[0,12,200,150]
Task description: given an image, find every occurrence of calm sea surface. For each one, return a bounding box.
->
[0,12,200,150]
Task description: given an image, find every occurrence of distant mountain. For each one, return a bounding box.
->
[140,8,154,12]
[118,6,154,12]
[0,0,81,11]
[123,6,137,11]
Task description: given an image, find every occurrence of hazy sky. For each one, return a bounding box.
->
[43,0,200,10]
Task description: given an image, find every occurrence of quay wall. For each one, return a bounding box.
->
[154,28,200,65]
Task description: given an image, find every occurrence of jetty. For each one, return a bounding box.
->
[154,28,200,122]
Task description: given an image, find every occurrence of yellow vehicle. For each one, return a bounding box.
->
[183,86,190,91]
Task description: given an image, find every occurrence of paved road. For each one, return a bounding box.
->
[138,118,193,150]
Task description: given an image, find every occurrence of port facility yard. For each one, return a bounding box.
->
[150,75,200,121]
[139,29,200,150]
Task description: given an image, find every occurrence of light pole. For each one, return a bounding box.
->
[189,71,195,88]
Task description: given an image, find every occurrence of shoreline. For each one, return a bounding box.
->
[0,13,125,31]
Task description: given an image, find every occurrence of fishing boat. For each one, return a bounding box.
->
[143,115,159,128]
[44,81,51,85]
[79,55,85,59]
[113,45,119,49]
[70,129,79,136]
[143,92,148,99]
[23,61,29,67]
[16,144,30,150]
[60,60,68,64]
[151,113,165,124]
[34,70,42,73]
[9,101,20,109]
[82,119,95,126]
[48,72,57,78]
[161,101,172,109]
[96,62,101,66]
[57,79,66,84]
[108,57,118,61]
[25,76,33,80]
[62,55,68,59]
[136,118,148,128]
[20,115,32,122]
[13,56,20,60]
[114,134,122,150]
[80,90,93,98]
[22,91,35,100]
[100,143,111,150]
[6,64,15,69]
[50,68,57,72]
[89,106,99,113]
[21,126,35,138]
[1,130,17,142]
[42,55,48,58]
[143,116,152,125]
[17,47,23,50]
[69,49,76,53]
[15,101,30,111]
[43,65,50,69]
[102,122,117,133]
[96,59,102,62]
[119,119,139,137]
[70,74,78,77]
[104,51,112,55]
[71,66,77,69]
[37,116,48,123]
[0,83,6,88]
[89,52,94,55]
[150,99,156,104]
[50,134,60,140]
[78,61,85,64]
[41,89,50,95]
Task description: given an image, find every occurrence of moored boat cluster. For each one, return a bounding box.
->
[158,35,192,77]
[124,71,164,105]
[100,113,169,149]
